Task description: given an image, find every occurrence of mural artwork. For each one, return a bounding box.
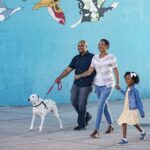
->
[33,0,66,25]
[0,0,23,22]
[71,0,119,28]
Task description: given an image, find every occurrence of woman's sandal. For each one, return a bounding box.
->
[105,126,114,134]
[90,130,100,138]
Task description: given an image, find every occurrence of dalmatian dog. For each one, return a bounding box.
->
[28,94,63,132]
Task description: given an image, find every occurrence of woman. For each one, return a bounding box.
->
[75,39,120,138]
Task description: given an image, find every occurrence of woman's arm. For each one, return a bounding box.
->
[75,66,95,80]
[113,67,120,89]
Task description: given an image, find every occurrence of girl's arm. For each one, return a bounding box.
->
[119,89,126,96]
[134,90,145,118]
[115,85,126,96]
[75,66,95,80]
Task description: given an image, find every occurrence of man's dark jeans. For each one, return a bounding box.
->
[71,84,92,127]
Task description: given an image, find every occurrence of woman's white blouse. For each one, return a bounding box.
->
[91,54,118,87]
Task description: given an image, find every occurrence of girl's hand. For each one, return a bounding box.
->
[141,115,145,118]
[75,75,81,80]
[141,114,145,118]
[115,84,121,90]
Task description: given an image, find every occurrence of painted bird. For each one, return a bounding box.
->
[71,0,119,28]
[33,0,65,25]
[0,0,23,22]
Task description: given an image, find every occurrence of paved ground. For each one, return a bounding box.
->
[0,100,150,150]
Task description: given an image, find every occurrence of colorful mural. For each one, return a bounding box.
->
[33,0,66,25]
[1,0,150,106]
[71,0,119,28]
[0,0,23,22]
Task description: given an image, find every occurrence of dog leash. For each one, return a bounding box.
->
[44,82,62,99]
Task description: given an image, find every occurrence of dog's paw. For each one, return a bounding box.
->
[38,129,42,132]
[29,128,33,131]
[60,125,63,129]
[38,127,42,132]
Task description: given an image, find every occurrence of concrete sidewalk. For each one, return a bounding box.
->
[0,100,150,150]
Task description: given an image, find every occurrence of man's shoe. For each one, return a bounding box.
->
[85,113,92,126]
[105,125,114,134]
[90,130,100,138]
[73,126,86,131]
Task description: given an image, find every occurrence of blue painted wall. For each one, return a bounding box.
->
[0,0,150,106]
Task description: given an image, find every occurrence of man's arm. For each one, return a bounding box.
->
[55,67,73,83]
[58,67,73,79]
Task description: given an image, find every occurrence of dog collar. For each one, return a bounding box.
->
[33,101,47,109]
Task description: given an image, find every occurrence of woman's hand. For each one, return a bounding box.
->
[74,66,95,80]
[115,84,121,90]
[74,75,81,80]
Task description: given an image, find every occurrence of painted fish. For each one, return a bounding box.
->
[33,0,65,25]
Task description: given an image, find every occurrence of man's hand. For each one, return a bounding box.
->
[55,77,61,83]
[55,67,73,83]
[74,75,80,80]
[115,84,121,90]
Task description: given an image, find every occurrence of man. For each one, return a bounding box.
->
[55,40,96,130]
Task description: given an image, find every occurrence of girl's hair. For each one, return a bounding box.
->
[124,72,140,84]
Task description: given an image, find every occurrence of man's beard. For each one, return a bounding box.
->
[79,50,87,55]
[79,51,84,54]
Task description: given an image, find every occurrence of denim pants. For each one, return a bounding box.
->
[71,84,92,127]
[95,85,113,130]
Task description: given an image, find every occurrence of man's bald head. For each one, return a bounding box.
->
[78,40,88,55]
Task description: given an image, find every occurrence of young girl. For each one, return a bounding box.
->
[117,72,146,145]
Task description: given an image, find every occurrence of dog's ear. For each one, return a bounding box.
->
[37,95,40,99]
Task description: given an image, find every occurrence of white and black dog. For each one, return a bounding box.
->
[28,94,63,132]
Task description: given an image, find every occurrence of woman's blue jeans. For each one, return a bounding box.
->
[95,85,113,130]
